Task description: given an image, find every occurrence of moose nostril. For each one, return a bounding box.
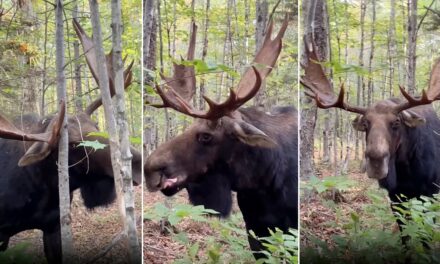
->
[366,152,390,165]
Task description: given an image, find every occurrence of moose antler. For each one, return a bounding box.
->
[392,59,440,113]
[301,38,440,115]
[0,100,65,145]
[72,19,134,115]
[155,17,288,120]
[300,39,367,114]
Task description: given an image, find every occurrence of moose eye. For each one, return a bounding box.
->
[197,133,213,145]
[391,119,401,130]
[362,120,369,130]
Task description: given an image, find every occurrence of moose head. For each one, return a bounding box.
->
[145,18,288,195]
[0,20,142,201]
[301,40,440,181]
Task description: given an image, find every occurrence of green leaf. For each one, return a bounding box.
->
[77,140,107,150]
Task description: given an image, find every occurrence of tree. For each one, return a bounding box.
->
[89,0,141,262]
[301,0,329,179]
[111,0,142,262]
[407,0,417,94]
[55,0,73,262]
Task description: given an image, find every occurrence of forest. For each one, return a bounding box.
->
[0,0,142,263]
[143,0,298,263]
[300,0,440,263]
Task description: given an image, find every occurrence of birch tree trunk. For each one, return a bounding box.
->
[55,0,73,262]
[111,0,141,262]
[89,0,140,262]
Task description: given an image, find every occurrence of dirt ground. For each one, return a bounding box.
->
[300,161,393,246]
[143,189,221,264]
[9,186,143,264]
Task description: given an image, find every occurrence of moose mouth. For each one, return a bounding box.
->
[159,173,187,196]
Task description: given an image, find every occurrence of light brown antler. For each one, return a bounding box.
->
[0,100,65,145]
[155,17,288,120]
[392,59,440,113]
[72,19,134,115]
[300,38,367,114]
[153,22,197,110]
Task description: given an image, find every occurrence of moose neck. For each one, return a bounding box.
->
[224,107,296,191]
[380,108,440,199]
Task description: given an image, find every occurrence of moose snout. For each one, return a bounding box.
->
[365,150,390,180]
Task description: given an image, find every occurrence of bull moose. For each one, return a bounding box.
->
[301,40,440,234]
[144,18,298,257]
[0,20,142,263]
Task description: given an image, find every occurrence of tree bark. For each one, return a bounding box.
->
[72,0,82,112]
[55,0,73,262]
[88,0,138,262]
[367,0,376,106]
[355,0,366,160]
[254,0,268,107]
[407,0,417,94]
[199,0,210,110]
[301,0,328,180]
[111,0,141,262]
[143,0,156,154]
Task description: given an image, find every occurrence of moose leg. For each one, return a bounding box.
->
[43,227,62,264]
[237,191,273,259]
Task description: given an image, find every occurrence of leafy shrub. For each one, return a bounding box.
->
[254,228,298,264]
[145,202,298,263]
[302,193,440,264]
[0,243,35,264]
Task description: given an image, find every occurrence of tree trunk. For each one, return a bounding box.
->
[88,0,137,262]
[407,0,417,94]
[111,0,141,262]
[355,0,366,160]
[388,0,397,97]
[199,0,210,110]
[55,0,73,262]
[72,1,83,112]
[254,0,268,107]
[367,0,376,106]
[143,0,157,154]
[301,0,328,180]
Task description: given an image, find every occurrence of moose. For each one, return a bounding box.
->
[144,18,298,258]
[301,40,440,234]
[0,20,142,263]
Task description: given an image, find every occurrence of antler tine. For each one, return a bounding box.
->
[0,100,65,143]
[154,22,197,108]
[234,15,289,100]
[300,38,367,115]
[73,19,134,116]
[154,18,282,120]
[394,59,440,113]
[155,67,262,120]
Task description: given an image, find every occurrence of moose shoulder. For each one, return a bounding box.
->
[301,40,440,229]
[0,20,142,263]
[144,18,297,258]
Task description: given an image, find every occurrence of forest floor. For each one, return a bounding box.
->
[143,189,251,264]
[300,160,396,246]
[8,186,143,264]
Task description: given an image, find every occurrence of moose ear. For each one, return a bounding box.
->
[230,120,277,148]
[401,110,425,127]
[18,142,52,167]
[352,115,367,131]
